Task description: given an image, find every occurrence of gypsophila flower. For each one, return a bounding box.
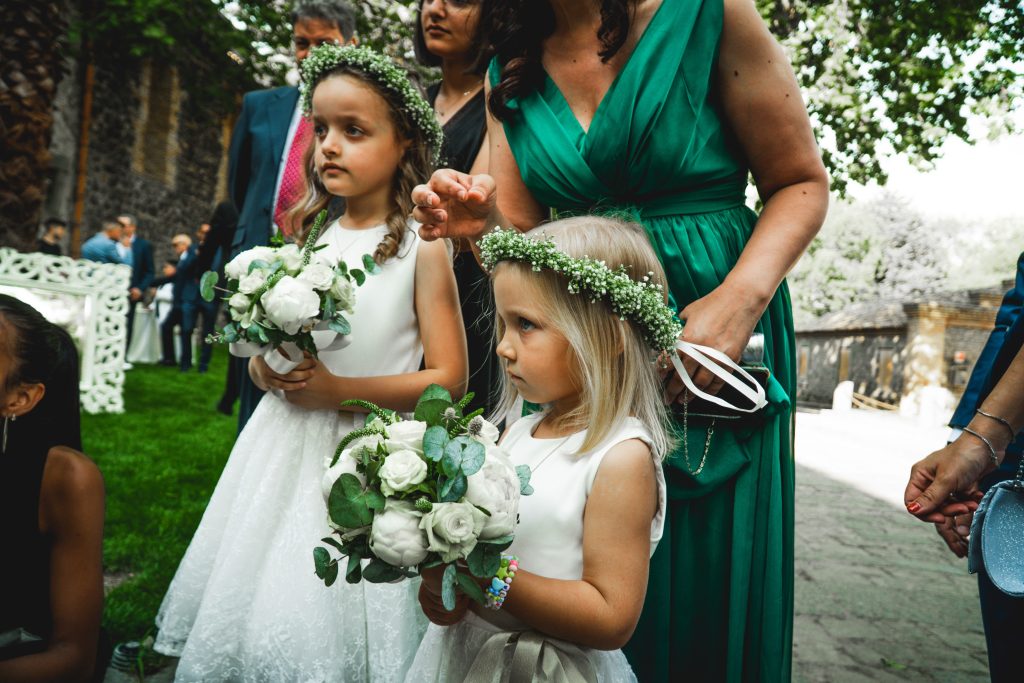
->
[478,228,683,351]
[299,44,443,164]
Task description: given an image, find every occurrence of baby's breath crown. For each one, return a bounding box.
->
[479,228,683,352]
[299,44,444,163]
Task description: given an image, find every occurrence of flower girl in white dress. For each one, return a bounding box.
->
[154,46,467,682]
[407,216,672,682]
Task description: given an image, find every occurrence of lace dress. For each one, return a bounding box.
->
[154,221,428,682]
[405,413,667,682]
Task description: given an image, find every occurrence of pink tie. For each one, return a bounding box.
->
[274,116,313,238]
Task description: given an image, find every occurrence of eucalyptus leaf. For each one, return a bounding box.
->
[441,563,458,611]
[320,536,346,553]
[439,473,468,502]
[423,425,449,462]
[248,259,271,274]
[516,464,534,496]
[466,541,501,578]
[313,547,330,578]
[328,473,374,529]
[329,315,351,336]
[479,534,514,546]
[346,555,362,584]
[323,293,336,319]
[362,253,382,275]
[363,559,407,583]
[324,561,339,587]
[460,440,485,476]
[456,572,486,605]
[199,270,218,302]
[441,439,463,478]
[351,268,366,286]
[414,399,450,425]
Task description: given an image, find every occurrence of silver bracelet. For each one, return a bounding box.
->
[962,427,1000,468]
[976,409,1016,442]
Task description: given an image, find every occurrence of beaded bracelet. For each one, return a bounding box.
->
[976,409,1017,442]
[484,555,519,611]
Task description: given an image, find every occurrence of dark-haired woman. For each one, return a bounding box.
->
[0,295,106,682]
[416,0,499,415]
[412,0,829,679]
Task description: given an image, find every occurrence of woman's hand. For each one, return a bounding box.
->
[904,438,993,523]
[411,169,497,242]
[934,512,973,559]
[248,353,317,393]
[418,565,471,626]
[663,281,765,403]
[282,357,344,411]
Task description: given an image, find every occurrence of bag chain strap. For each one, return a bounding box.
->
[681,389,714,476]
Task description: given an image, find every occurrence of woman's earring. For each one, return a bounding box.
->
[2,414,13,454]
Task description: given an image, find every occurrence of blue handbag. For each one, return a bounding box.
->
[968,458,1024,598]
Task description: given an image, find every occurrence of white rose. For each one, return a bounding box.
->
[467,416,501,447]
[370,500,429,567]
[384,420,427,455]
[298,262,336,291]
[238,269,268,295]
[260,275,321,335]
[378,449,428,496]
[464,445,521,540]
[276,244,304,274]
[228,292,250,314]
[330,275,355,313]
[419,501,486,563]
[224,246,276,280]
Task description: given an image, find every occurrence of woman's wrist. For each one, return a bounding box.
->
[961,417,1010,469]
[719,271,775,313]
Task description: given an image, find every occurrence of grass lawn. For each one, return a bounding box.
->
[82,348,237,646]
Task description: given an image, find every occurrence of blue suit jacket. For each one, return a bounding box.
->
[951,252,1024,470]
[227,86,300,259]
[130,237,154,291]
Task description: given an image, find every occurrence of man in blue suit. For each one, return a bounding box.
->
[157,234,200,372]
[119,214,154,357]
[937,252,1024,682]
[227,0,357,432]
[80,220,130,265]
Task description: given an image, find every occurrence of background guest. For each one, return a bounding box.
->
[415,0,498,415]
[152,259,178,329]
[226,0,357,433]
[192,222,219,374]
[118,214,154,361]
[35,218,66,257]
[154,234,199,372]
[80,220,130,265]
[0,295,106,682]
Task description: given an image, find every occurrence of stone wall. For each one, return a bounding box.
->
[797,331,905,407]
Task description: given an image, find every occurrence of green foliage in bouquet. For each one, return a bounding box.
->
[315,385,533,610]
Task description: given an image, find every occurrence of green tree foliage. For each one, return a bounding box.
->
[758,0,1024,193]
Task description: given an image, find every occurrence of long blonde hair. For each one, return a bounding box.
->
[491,216,675,458]
[289,67,436,263]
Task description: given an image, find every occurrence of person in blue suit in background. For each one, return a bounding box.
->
[226,0,357,433]
[155,234,200,372]
[905,252,1024,682]
[119,214,154,359]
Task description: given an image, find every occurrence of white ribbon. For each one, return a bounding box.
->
[228,322,350,375]
[670,340,768,413]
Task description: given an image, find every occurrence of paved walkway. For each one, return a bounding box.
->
[793,409,989,682]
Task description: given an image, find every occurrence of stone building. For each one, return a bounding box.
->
[45,49,242,267]
[795,283,1008,418]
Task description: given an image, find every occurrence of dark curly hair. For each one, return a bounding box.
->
[0,294,82,455]
[480,0,635,122]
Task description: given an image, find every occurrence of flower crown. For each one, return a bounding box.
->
[478,228,683,352]
[299,44,444,163]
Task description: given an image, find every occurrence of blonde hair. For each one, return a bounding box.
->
[491,216,675,458]
[289,68,436,263]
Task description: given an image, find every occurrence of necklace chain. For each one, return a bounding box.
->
[529,419,574,474]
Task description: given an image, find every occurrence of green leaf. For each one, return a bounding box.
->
[248,259,271,274]
[327,473,374,528]
[439,473,468,502]
[419,383,454,404]
[466,541,502,578]
[441,563,458,611]
[313,546,331,578]
[423,425,449,462]
[414,385,453,424]
[454,392,475,412]
[329,426,383,466]
[199,271,218,301]
[516,464,534,496]
[329,315,351,336]
[363,559,408,583]
[323,292,336,319]
[441,439,463,478]
[346,555,362,583]
[456,572,486,605]
[351,269,366,286]
[324,560,339,587]
[479,534,514,547]
[362,253,382,275]
[460,440,485,476]
[320,536,346,553]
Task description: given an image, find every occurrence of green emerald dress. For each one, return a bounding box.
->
[490,0,796,680]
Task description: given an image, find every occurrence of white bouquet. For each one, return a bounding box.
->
[314,385,533,610]
[200,211,375,373]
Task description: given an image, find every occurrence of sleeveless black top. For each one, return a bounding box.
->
[0,442,52,645]
[427,84,498,415]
